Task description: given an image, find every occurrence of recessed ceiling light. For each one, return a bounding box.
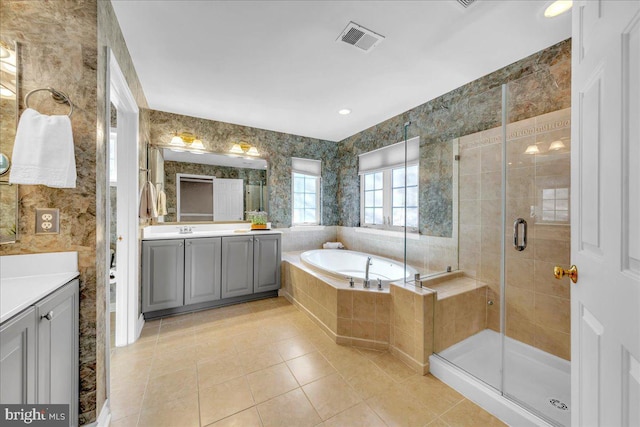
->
[338,109,351,115]
[544,0,573,18]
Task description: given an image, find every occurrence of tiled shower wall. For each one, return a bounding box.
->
[458,108,571,360]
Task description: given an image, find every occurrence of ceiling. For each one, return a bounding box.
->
[111,1,571,142]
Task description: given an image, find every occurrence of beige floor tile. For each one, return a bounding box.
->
[246,362,300,403]
[195,338,238,363]
[110,362,150,390]
[197,354,246,390]
[149,347,198,378]
[320,345,369,373]
[440,399,507,427]
[233,329,275,352]
[237,344,284,373]
[341,362,396,400]
[367,388,439,427]
[156,331,197,351]
[273,335,317,360]
[109,414,139,427]
[200,376,255,426]
[110,384,146,421]
[269,322,302,341]
[302,374,362,420]
[138,394,199,427]
[400,375,465,415]
[257,388,322,427]
[286,352,336,385]
[426,417,451,426]
[322,402,386,427]
[142,367,198,408]
[205,407,263,427]
[371,352,417,383]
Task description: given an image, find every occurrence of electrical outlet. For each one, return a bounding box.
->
[36,208,60,234]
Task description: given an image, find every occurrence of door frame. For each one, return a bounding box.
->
[108,50,142,347]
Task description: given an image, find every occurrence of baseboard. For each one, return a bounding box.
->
[135,313,145,341]
[85,399,110,427]
[390,345,429,375]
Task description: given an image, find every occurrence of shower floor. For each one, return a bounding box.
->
[438,329,570,427]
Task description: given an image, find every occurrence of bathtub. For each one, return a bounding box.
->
[300,249,417,286]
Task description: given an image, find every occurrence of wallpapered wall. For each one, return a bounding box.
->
[148,109,339,228]
[338,39,571,237]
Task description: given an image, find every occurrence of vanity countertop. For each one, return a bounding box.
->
[0,252,79,324]
[142,223,281,240]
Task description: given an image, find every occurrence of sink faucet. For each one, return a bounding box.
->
[179,225,194,234]
[363,257,372,288]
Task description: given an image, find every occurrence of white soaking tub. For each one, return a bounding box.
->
[300,249,417,286]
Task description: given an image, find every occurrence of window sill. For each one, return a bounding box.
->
[355,227,420,240]
[290,225,325,232]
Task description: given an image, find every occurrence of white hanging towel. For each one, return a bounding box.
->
[139,180,158,220]
[9,108,76,188]
[156,186,167,216]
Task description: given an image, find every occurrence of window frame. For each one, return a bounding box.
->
[291,171,321,226]
[360,164,419,232]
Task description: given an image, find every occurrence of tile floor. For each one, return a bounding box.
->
[109,297,506,427]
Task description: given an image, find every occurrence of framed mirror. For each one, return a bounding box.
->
[1,39,18,243]
[153,148,268,223]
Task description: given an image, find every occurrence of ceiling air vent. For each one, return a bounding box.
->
[457,0,477,8]
[337,21,385,52]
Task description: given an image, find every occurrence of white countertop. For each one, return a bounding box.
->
[0,252,79,324]
[142,223,281,240]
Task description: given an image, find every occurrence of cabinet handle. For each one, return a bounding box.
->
[41,311,54,321]
[178,243,183,247]
[255,238,259,243]
[187,241,192,246]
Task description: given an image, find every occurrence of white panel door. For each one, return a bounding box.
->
[571,2,640,426]
[214,178,244,221]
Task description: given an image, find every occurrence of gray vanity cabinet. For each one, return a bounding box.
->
[0,278,79,427]
[221,236,255,299]
[0,307,36,404]
[253,234,281,293]
[36,279,79,427]
[142,239,185,312]
[185,237,222,304]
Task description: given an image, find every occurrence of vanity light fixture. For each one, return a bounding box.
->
[338,108,351,115]
[544,0,573,18]
[230,142,260,157]
[169,132,206,153]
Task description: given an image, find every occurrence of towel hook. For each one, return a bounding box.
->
[24,87,74,117]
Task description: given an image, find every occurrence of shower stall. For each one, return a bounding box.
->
[405,70,571,426]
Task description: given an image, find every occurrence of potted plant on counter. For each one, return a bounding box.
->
[247,210,268,230]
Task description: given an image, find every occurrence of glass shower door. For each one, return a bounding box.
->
[503,73,571,426]
[433,83,505,392]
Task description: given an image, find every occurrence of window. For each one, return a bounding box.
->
[359,138,419,230]
[361,165,418,228]
[292,158,321,225]
[541,187,569,223]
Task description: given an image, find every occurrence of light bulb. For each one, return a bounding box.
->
[544,0,573,18]
[229,144,244,154]
[170,135,185,146]
[246,147,260,156]
[190,139,205,150]
[338,109,351,115]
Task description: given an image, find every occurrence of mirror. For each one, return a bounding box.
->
[154,148,268,223]
[0,40,18,244]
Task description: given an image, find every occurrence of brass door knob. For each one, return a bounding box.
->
[554,265,578,283]
[118,236,123,241]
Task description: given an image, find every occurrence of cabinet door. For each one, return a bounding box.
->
[253,234,282,293]
[221,236,254,299]
[0,307,36,404]
[142,239,185,312]
[36,279,79,427]
[185,237,222,305]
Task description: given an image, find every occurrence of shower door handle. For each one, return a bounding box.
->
[513,218,527,251]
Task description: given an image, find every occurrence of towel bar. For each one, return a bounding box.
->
[25,87,73,117]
